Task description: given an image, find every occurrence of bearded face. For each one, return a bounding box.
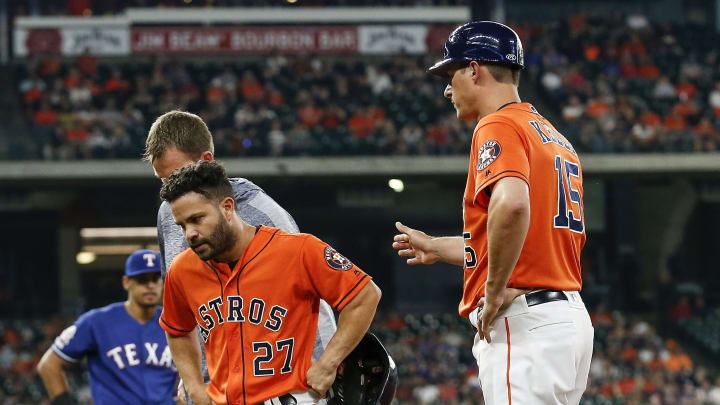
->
[170,192,238,262]
[189,210,236,261]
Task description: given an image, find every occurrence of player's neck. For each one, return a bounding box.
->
[124,300,156,324]
[478,84,521,120]
[215,220,257,263]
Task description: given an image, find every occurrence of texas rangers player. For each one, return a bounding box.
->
[144,111,337,404]
[37,249,178,405]
[392,21,594,404]
[158,160,381,405]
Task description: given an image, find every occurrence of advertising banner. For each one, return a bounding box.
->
[131,26,358,54]
[358,25,428,54]
[15,27,130,56]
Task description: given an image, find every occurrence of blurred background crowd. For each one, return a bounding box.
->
[4,298,720,405]
[3,0,720,405]
[8,9,720,160]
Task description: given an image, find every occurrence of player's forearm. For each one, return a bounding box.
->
[485,178,530,298]
[36,350,70,399]
[432,236,465,266]
[165,332,210,405]
[315,282,381,370]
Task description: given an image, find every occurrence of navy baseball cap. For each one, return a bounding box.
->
[125,249,162,277]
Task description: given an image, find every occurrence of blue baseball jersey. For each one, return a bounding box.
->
[52,302,177,405]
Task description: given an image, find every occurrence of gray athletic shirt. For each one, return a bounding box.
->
[157,177,337,368]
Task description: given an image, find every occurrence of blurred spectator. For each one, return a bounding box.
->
[671,296,693,321]
[267,120,286,157]
[664,339,693,373]
[563,95,585,122]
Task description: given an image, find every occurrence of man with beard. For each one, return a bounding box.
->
[144,110,337,404]
[159,160,381,405]
[37,250,179,405]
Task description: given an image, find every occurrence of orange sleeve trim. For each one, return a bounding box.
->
[334,274,370,311]
[474,169,529,200]
[160,316,194,336]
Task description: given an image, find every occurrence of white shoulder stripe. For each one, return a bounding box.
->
[51,345,80,363]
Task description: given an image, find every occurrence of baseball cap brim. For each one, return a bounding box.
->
[427,58,471,77]
[126,268,162,278]
[428,58,454,76]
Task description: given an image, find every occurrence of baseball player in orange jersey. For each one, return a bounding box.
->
[159,160,381,405]
[392,21,594,404]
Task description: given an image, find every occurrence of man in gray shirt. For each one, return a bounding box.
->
[145,110,337,404]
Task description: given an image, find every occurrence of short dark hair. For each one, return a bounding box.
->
[159,160,233,203]
[144,110,214,162]
[485,64,521,86]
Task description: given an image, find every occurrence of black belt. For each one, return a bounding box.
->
[525,289,567,307]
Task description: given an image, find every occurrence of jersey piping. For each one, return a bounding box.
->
[334,275,369,311]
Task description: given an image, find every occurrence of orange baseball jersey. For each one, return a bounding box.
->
[460,102,585,318]
[159,226,372,405]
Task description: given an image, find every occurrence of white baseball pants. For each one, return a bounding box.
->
[469,291,594,405]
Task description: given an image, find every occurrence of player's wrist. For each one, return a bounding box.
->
[315,353,342,373]
[51,392,77,405]
[185,382,210,404]
[483,282,504,301]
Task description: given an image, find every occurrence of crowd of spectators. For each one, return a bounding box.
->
[0,318,89,405]
[378,307,720,405]
[527,13,720,153]
[11,13,720,160]
[14,54,470,160]
[583,305,720,405]
[4,306,720,405]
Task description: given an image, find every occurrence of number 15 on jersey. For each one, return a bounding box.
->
[553,155,584,233]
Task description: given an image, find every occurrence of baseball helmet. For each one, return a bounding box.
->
[428,21,524,76]
[327,333,398,405]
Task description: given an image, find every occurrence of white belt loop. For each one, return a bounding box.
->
[563,290,586,309]
[469,307,480,329]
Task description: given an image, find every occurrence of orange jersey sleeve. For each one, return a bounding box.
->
[300,235,372,312]
[159,265,197,336]
[471,119,530,199]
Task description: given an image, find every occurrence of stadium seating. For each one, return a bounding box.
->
[5,307,720,405]
[11,12,720,160]
[13,56,473,160]
[523,13,720,154]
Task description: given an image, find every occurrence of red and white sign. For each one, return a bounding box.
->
[15,27,130,56]
[358,25,428,54]
[131,27,358,54]
[14,22,456,57]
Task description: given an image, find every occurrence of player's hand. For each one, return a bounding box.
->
[306,361,337,398]
[477,293,503,343]
[175,380,187,405]
[392,222,440,265]
[477,288,529,343]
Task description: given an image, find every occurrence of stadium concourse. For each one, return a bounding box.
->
[9,14,720,160]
